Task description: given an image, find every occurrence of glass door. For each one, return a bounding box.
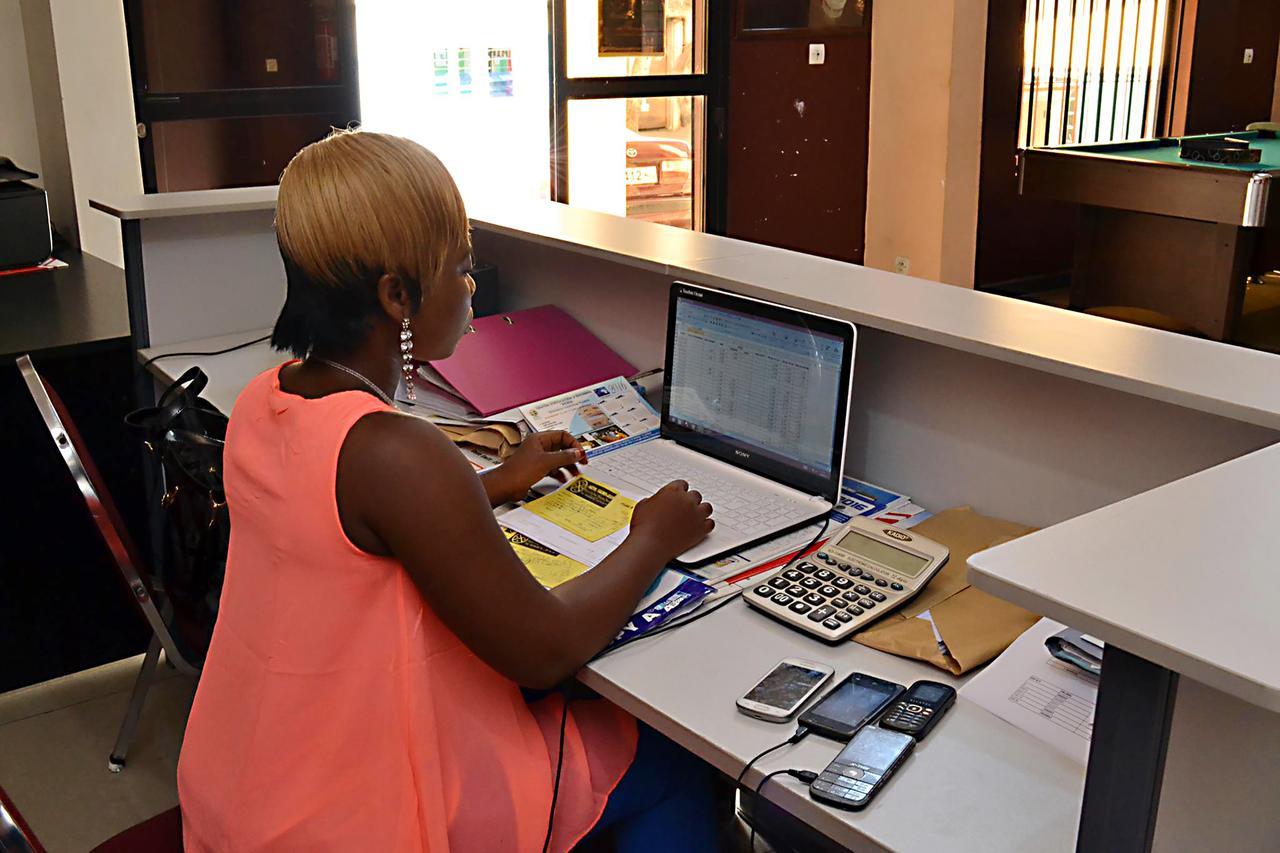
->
[551,0,727,232]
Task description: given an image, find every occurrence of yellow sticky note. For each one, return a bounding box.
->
[524,476,637,542]
[503,528,589,588]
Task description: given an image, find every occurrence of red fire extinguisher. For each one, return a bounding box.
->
[315,2,338,83]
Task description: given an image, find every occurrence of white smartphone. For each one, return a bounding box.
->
[736,658,835,722]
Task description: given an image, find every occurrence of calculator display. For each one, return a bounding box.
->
[836,530,930,576]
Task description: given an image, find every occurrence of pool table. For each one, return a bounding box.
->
[1018,131,1280,340]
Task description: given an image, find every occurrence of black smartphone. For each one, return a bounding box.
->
[810,725,916,810]
[878,680,956,739]
[798,672,905,740]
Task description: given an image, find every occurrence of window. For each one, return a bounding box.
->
[1019,0,1172,148]
[552,0,724,232]
[357,0,551,205]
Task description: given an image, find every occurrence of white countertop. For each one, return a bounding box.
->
[95,188,1280,431]
[969,442,1280,712]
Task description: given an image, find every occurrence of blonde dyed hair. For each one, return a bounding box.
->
[270,129,470,356]
[277,129,470,290]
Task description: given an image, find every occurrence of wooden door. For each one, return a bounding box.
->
[725,3,871,263]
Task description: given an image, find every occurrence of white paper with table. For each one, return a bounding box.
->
[960,617,1098,766]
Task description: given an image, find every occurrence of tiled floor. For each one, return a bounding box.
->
[0,655,195,852]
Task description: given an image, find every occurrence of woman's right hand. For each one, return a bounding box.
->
[628,480,714,559]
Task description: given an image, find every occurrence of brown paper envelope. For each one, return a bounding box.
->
[896,508,1037,618]
[488,423,522,444]
[850,507,1041,674]
[455,428,508,451]
[929,589,1041,673]
[854,612,961,674]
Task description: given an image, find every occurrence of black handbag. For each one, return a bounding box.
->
[125,367,229,655]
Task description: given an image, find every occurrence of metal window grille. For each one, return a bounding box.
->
[1019,0,1172,148]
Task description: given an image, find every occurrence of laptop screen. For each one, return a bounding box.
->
[662,284,855,501]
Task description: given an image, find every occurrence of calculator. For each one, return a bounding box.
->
[745,516,949,642]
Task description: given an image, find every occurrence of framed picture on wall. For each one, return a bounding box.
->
[739,0,870,35]
[599,0,666,56]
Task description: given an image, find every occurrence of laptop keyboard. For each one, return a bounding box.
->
[592,442,814,537]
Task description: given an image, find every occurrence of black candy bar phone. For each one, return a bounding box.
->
[798,672,905,741]
[810,725,915,810]
[878,680,956,739]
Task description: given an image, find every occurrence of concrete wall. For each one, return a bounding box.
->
[864,0,988,288]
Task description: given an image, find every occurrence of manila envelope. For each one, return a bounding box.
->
[852,507,1042,675]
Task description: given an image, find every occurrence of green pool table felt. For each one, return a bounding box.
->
[1073,132,1280,171]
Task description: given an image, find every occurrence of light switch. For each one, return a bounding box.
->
[809,43,825,65]
[1244,48,1254,64]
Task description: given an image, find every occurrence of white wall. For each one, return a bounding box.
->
[0,0,43,179]
[47,0,143,266]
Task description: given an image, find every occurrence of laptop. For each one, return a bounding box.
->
[590,282,856,568]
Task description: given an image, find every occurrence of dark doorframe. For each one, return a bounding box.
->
[123,0,360,193]
[547,0,730,234]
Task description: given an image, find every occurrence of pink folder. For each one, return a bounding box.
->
[429,305,637,416]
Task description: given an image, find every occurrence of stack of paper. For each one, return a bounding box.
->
[960,618,1098,766]
[396,364,528,470]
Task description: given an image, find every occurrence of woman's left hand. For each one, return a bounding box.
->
[482,430,587,506]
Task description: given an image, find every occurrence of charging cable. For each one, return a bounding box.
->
[748,768,820,851]
[733,725,811,849]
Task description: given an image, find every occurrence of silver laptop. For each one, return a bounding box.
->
[590,282,856,568]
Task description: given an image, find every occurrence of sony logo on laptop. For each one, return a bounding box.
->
[679,286,705,298]
[734,449,751,459]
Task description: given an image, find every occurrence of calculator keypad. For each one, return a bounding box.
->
[748,540,928,640]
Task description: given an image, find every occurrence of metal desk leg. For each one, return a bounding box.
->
[1077,646,1178,852]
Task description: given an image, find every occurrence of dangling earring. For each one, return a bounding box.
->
[400,317,416,403]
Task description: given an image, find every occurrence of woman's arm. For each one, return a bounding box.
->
[336,412,712,689]
[478,430,585,507]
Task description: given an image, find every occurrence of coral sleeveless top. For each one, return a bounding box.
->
[178,365,637,852]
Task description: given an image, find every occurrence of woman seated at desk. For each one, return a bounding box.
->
[177,130,720,852]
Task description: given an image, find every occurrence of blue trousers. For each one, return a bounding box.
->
[576,722,720,852]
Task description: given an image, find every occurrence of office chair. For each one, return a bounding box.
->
[0,784,46,853]
[16,355,203,773]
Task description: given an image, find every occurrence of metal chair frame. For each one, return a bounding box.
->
[16,355,201,773]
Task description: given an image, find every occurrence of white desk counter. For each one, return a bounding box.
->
[970,443,1280,713]
[970,445,1280,851]
[96,190,1280,429]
